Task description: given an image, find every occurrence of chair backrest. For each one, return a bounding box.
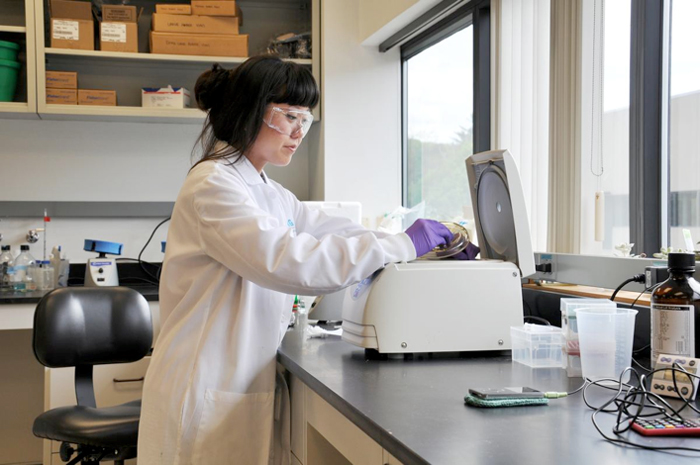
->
[33,287,153,368]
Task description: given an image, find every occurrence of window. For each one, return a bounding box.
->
[405,26,474,221]
[400,1,490,226]
[668,0,700,250]
[580,0,632,254]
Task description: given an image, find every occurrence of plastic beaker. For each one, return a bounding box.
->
[575,307,638,383]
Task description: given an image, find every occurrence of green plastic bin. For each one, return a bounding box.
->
[0,40,20,61]
[0,59,21,102]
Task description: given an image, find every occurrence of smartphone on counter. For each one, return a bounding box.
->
[469,387,544,400]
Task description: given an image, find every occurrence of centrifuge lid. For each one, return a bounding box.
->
[465,150,535,277]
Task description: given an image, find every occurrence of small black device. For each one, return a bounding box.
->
[468,387,544,400]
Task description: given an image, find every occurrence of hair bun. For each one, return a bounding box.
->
[195,63,230,111]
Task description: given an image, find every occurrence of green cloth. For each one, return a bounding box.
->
[464,394,549,408]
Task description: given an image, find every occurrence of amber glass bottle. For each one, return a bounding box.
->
[651,253,700,365]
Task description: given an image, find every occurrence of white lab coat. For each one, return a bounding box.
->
[137,155,416,465]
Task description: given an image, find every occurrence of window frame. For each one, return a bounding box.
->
[399,0,491,208]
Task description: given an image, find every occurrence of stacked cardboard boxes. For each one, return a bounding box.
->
[45,70,117,106]
[150,1,248,57]
[46,71,78,104]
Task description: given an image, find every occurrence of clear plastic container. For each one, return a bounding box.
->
[33,261,54,291]
[510,324,564,368]
[575,307,638,383]
[560,298,617,377]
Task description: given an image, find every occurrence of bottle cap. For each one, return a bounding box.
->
[1,245,9,251]
[668,253,696,271]
[21,245,29,251]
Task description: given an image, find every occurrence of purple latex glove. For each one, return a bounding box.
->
[404,219,454,257]
[451,242,480,260]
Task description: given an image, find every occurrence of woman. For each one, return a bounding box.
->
[137,55,454,465]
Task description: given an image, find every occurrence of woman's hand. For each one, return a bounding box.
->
[404,219,454,258]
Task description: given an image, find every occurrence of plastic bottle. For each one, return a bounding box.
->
[0,245,14,293]
[51,246,69,288]
[651,253,700,366]
[297,296,308,329]
[13,245,36,292]
[289,295,299,327]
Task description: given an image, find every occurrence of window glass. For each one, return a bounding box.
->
[405,26,474,222]
[581,0,632,254]
[669,0,700,251]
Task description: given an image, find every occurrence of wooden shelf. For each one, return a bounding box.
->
[524,283,652,306]
[45,48,312,66]
[39,104,206,123]
[0,25,27,33]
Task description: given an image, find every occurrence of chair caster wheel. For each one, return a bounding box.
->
[59,442,75,461]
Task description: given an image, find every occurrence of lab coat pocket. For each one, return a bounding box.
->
[192,389,275,465]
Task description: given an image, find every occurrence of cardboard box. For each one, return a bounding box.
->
[100,5,141,53]
[50,0,92,19]
[191,1,236,17]
[101,21,138,52]
[142,86,191,108]
[78,89,117,106]
[46,88,78,104]
[150,31,248,57]
[151,13,239,35]
[155,4,192,15]
[46,71,78,89]
[51,18,95,50]
[50,0,95,50]
[102,4,138,22]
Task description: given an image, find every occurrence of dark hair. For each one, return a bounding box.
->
[192,55,320,167]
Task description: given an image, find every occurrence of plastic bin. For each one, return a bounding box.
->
[0,41,19,61]
[511,324,564,368]
[0,59,20,102]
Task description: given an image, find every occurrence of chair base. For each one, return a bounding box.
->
[59,442,136,465]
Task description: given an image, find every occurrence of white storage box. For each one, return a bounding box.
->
[511,324,564,368]
[141,86,191,108]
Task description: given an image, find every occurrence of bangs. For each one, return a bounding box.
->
[269,63,320,109]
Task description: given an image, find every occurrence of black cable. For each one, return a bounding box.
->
[610,274,645,302]
[523,315,551,325]
[568,380,589,396]
[137,217,171,284]
[582,365,700,453]
[630,282,660,309]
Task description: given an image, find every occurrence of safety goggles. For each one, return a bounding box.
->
[263,106,313,138]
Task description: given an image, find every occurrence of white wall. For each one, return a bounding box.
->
[0,118,311,262]
[321,1,404,227]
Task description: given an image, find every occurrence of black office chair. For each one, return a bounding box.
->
[32,287,153,465]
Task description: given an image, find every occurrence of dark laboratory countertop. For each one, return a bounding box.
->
[0,262,161,304]
[277,325,700,465]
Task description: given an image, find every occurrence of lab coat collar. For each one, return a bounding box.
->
[232,156,269,185]
[212,140,268,186]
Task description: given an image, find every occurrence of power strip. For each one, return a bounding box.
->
[651,354,700,400]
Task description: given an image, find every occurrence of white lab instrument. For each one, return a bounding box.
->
[342,149,536,353]
[84,239,122,287]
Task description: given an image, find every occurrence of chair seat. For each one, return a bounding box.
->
[33,400,141,448]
